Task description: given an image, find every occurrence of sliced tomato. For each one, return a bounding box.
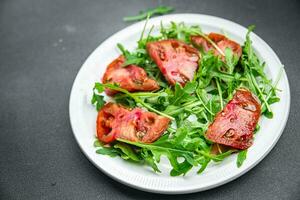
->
[205,89,261,150]
[118,108,170,143]
[191,33,242,58]
[146,39,199,86]
[96,103,129,143]
[102,56,159,96]
[96,103,170,143]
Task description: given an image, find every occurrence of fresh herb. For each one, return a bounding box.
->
[95,124,233,176]
[237,150,247,167]
[160,21,202,43]
[94,82,174,120]
[123,6,174,22]
[91,83,106,111]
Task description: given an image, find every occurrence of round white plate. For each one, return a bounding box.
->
[69,14,290,194]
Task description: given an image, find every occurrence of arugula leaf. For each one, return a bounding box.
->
[94,139,141,162]
[94,140,103,147]
[114,143,141,161]
[118,137,195,175]
[225,47,239,74]
[160,21,202,43]
[141,149,161,172]
[94,82,174,120]
[197,158,210,174]
[91,83,106,111]
[117,43,144,66]
[237,150,247,167]
[123,6,174,22]
[96,147,120,157]
[171,82,197,105]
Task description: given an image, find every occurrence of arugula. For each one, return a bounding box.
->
[160,21,202,43]
[94,82,174,120]
[91,22,281,175]
[240,25,280,118]
[123,6,174,22]
[91,83,106,111]
[94,124,232,176]
[237,150,247,167]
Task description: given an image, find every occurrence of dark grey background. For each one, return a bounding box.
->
[1,0,300,199]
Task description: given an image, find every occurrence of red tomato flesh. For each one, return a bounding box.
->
[102,56,159,96]
[146,39,199,86]
[96,103,170,143]
[191,33,242,58]
[205,89,261,149]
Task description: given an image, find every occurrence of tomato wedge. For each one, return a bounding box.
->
[96,103,129,143]
[96,103,170,143]
[146,39,199,86]
[191,33,242,58]
[102,56,159,96]
[205,89,261,149]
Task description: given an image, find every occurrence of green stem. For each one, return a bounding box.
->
[165,101,202,116]
[195,91,215,116]
[101,83,174,120]
[139,14,150,41]
[197,33,225,57]
[249,73,271,112]
[117,138,193,155]
[115,92,165,98]
[261,67,283,110]
[215,78,224,110]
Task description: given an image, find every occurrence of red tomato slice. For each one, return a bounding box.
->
[96,103,170,143]
[146,39,199,86]
[205,89,261,150]
[191,33,242,58]
[102,56,159,96]
[96,103,129,143]
[117,109,171,143]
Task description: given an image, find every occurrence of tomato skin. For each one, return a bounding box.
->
[102,56,159,96]
[205,89,261,150]
[96,103,170,144]
[96,103,129,143]
[146,39,199,86]
[134,110,170,143]
[191,33,242,58]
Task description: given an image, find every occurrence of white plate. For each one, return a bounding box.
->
[69,14,290,194]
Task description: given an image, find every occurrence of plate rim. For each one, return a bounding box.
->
[69,13,291,194]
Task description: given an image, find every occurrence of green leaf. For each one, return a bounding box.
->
[141,150,161,172]
[123,6,174,22]
[95,82,174,120]
[171,82,197,105]
[94,140,103,147]
[160,21,202,43]
[117,138,196,176]
[96,147,120,157]
[94,82,105,93]
[197,158,210,174]
[91,83,106,111]
[224,47,239,74]
[263,110,273,119]
[170,160,193,176]
[237,150,247,167]
[91,93,106,111]
[114,143,140,162]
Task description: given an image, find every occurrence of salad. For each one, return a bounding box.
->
[91,21,281,176]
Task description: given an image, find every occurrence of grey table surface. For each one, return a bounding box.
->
[1,0,300,199]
